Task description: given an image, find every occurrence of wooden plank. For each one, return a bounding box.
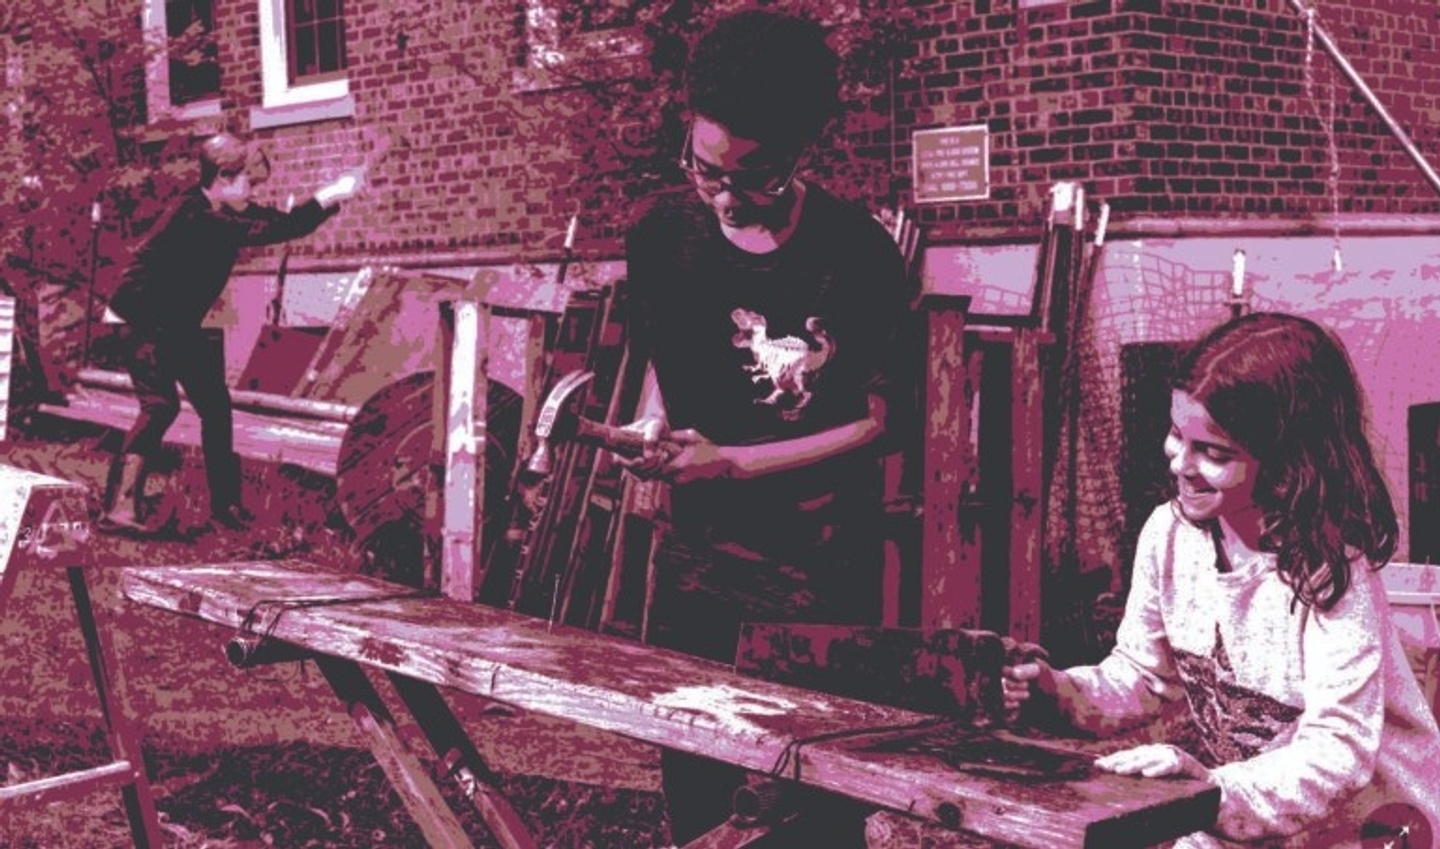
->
[920,295,980,628]
[386,674,537,849]
[0,294,13,442]
[314,656,478,848]
[296,268,469,406]
[1009,328,1045,643]
[734,624,1007,722]
[681,819,788,848]
[121,562,1219,849]
[289,266,377,399]
[0,761,133,806]
[439,300,483,602]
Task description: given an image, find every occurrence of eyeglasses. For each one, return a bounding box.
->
[677,124,803,198]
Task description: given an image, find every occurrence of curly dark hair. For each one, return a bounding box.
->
[1173,311,1398,611]
[683,9,840,152]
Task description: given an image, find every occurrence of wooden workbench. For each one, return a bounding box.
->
[120,560,1218,848]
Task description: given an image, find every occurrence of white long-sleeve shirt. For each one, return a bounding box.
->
[1057,503,1440,847]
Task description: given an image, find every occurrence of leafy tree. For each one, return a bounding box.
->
[1,1,181,392]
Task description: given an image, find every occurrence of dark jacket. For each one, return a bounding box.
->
[108,186,337,334]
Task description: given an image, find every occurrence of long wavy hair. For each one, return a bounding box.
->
[1172,312,1397,611]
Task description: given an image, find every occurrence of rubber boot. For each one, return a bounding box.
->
[208,452,255,530]
[96,454,147,533]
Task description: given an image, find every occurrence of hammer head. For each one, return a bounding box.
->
[527,370,595,475]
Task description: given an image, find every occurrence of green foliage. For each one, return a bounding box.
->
[2,1,159,294]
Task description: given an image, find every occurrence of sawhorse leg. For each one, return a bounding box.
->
[0,566,166,847]
[69,566,163,846]
[315,655,479,847]
[386,673,536,849]
[678,776,864,849]
[681,820,790,849]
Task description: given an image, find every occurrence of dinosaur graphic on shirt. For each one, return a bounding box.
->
[730,307,835,419]
[1173,625,1304,767]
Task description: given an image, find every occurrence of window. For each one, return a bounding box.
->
[142,0,223,121]
[286,0,346,84]
[166,0,221,104]
[252,0,353,129]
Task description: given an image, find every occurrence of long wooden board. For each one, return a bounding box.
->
[119,561,1218,848]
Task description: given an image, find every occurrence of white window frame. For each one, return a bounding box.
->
[257,0,349,109]
[141,0,223,122]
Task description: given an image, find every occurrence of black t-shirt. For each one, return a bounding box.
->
[624,185,911,556]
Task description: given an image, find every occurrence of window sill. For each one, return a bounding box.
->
[149,98,224,123]
[248,94,355,130]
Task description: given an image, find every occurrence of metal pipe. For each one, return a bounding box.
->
[225,634,311,668]
[1288,0,1440,197]
[731,779,795,826]
[77,367,356,424]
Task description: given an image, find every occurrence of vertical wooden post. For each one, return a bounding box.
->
[515,313,551,470]
[1009,327,1045,643]
[919,294,978,629]
[0,295,13,441]
[437,299,486,601]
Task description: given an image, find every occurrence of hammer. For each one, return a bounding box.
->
[528,370,676,476]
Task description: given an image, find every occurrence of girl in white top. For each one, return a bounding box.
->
[1005,312,1440,847]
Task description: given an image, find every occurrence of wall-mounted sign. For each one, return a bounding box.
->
[912,125,990,203]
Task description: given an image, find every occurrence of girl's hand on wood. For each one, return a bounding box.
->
[1094,744,1211,781]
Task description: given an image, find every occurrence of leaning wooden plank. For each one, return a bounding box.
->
[0,294,13,442]
[0,761,134,806]
[120,562,1219,849]
[295,269,468,406]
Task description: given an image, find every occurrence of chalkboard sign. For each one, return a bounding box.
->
[913,125,990,203]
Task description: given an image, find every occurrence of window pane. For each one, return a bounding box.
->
[294,28,316,79]
[317,21,339,74]
[287,0,345,82]
[166,0,220,106]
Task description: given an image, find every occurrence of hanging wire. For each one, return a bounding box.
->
[1327,32,1343,273]
[1304,3,1345,273]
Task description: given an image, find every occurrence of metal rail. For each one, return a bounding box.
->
[77,367,356,423]
[1288,0,1440,197]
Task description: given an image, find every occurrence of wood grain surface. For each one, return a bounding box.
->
[120,561,1219,848]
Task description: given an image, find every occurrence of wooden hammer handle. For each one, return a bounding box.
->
[571,418,657,459]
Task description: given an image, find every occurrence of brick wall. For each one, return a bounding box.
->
[119,0,1440,271]
[891,0,1440,241]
